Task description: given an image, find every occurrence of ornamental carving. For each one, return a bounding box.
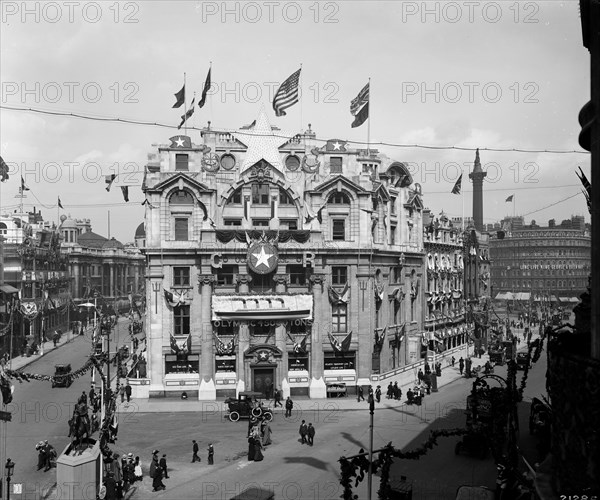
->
[198,275,216,291]
[309,274,326,292]
[273,274,290,287]
[235,274,253,286]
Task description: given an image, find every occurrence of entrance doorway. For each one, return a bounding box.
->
[253,367,275,398]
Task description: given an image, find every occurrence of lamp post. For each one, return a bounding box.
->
[5,458,14,500]
[367,391,375,500]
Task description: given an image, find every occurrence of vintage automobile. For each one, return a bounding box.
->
[52,364,72,388]
[488,346,505,366]
[516,352,530,370]
[225,391,273,422]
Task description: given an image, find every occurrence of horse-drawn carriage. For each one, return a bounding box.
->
[225,391,273,422]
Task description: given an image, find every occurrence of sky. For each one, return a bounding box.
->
[0,0,592,243]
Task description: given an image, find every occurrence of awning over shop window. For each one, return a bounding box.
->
[0,284,19,294]
[212,294,313,321]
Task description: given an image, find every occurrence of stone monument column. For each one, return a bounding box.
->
[309,274,327,398]
[235,274,252,395]
[198,274,216,400]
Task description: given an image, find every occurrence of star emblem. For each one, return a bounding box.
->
[231,108,298,173]
[252,246,273,269]
[175,137,185,147]
[332,141,342,150]
[258,350,269,361]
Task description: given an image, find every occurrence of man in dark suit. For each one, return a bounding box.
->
[307,423,315,446]
[159,454,169,479]
[299,420,308,444]
[192,441,200,462]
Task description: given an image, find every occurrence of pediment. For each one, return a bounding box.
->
[312,175,367,195]
[147,172,212,194]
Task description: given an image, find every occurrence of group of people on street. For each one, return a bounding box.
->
[149,450,168,492]
[35,440,56,471]
[103,452,144,498]
[298,420,316,446]
[191,440,215,464]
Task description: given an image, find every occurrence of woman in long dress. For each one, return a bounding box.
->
[253,437,264,462]
[261,421,272,446]
[248,436,256,461]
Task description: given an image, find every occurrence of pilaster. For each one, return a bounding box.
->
[309,274,327,398]
[198,274,216,400]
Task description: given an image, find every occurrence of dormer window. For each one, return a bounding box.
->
[330,157,343,174]
[175,154,189,171]
[329,192,350,205]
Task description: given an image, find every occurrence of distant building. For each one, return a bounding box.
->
[59,215,145,307]
[489,216,591,300]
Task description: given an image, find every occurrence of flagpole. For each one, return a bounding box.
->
[367,77,371,156]
[299,63,303,131]
[513,195,516,219]
[461,170,465,232]
[183,72,187,136]
[209,61,213,132]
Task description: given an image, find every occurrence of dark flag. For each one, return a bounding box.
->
[0,156,9,182]
[170,334,181,354]
[58,197,64,209]
[451,174,462,194]
[341,331,353,352]
[351,102,369,128]
[198,68,211,108]
[576,166,591,214]
[121,186,129,202]
[505,195,514,202]
[178,97,196,129]
[172,84,185,108]
[20,176,30,191]
[273,68,301,117]
[105,174,117,192]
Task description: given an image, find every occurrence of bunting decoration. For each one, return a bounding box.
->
[198,68,211,108]
[172,84,185,108]
[163,288,189,308]
[394,324,405,346]
[169,334,191,354]
[294,334,308,354]
[374,282,385,303]
[214,333,235,355]
[374,326,387,346]
[451,174,462,195]
[105,174,117,192]
[178,97,196,129]
[328,331,352,353]
[121,186,129,202]
[328,283,350,305]
[20,302,38,320]
[273,68,301,117]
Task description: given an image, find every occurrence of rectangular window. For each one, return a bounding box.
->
[215,356,236,373]
[330,157,343,173]
[253,219,269,227]
[331,266,348,286]
[175,154,189,171]
[251,183,270,205]
[174,217,188,241]
[332,219,345,240]
[224,219,242,226]
[173,267,190,287]
[174,305,190,336]
[332,303,347,333]
[217,265,237,286]
[324,352,355,370]
[279,190,293,205]
[288,265,306,285]
[230,191,242,204]
[390,197,397,215]
[165,353,199,374]
[390,225,397,245]
[282,219,298,230]
[288,354,309,371]
[251,274,273,293]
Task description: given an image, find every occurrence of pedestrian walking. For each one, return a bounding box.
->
[285,396,293,417]
[299,420,308,444]
[357,386,365,402]
[125,381,132,402]
[451,356,456,367]
[133,456,142,482]
[248,436,256,461]
[119,385,125,403]
[159,454,169,479]
[254,437,264,461]
[191,440,201,462]
[307,423,315,446]
[207,444,214,465]
[393,381,400,400]
[274,388,282,407]
[387,382,393,399]
[375,386,381,403]
[418,369,424,383]
[261,420,272,446]
[459,357,464,375]
[151,456,165,491]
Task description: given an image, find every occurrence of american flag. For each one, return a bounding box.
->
[273,68,301,117]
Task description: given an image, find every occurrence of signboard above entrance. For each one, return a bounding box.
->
[212,294,313,321]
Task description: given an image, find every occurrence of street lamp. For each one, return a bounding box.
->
[5,458,15,500]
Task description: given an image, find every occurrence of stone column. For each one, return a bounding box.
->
[235,274,252,395]
[309,274,327,398]
[73,263,80,299]
[198,275,216,400]
[109,264,115,299]
[148,274,164,395]
[273,274,289,394]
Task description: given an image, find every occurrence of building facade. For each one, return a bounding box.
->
[423,210,468,352]
[142,111,425,400]
[489,216,591,300]
[59,215,145,307]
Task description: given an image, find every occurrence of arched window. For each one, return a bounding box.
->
[0,222,6,235]
[226,188,242,205]
[169,191,194,205]
[279,188,294,205]
[328,192,350,205]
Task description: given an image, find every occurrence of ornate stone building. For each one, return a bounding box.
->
[423,210,467,353]
[142,110,425,400]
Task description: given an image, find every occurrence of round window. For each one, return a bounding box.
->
[220,153,236,171]
[285,155,300,171]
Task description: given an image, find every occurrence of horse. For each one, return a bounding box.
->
[68,413,91,451]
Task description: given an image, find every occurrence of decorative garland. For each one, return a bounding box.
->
[5,355,104,386]
[338,428,468,500]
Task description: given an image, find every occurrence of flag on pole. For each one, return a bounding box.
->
[575,166,591,214]
[20,176,30,191]
[172,84,185,108]
[350,82,369,115]
[121,186,129,202]
[105,174,117,192]
[273,68,301,117]
[0,156,9,182]
[451,174,462,194]
[58,197,64,209]
[198,68,211,108]
[350,82,369,128]
[178,97,196,129]
[505,195,514,202]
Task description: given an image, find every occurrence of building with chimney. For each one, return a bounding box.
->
[141,110,425,400]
